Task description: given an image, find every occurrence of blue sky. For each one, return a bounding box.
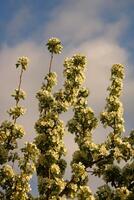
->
[0,1,134,75]
[0,0,134,49]
[0,0,61,45]
[0,0,134,196]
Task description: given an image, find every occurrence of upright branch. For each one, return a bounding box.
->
[0,57,29,163]
[46,37,63,74]
[0,57,39,200]
[95,64,134,199]
[100,64,125,136]
[65,66,98,199]
[35,38,67,200]
[15,67,23,105]
[49,53,53,74]
[9,57,29,123]
[35,39,91,199]
[99,64,131,164]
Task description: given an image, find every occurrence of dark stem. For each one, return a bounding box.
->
[16,68,23,106]
[59,178,73,197]
[112,181,117,188]
[91,156,104,165]
[86,169,94,174]
[49,53,54,73]
[14,68,23,124]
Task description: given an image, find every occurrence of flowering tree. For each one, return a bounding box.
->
[0,38,134,200]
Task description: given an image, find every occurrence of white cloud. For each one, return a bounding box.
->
[45,0,104,43]
[78,38,128,111]
[44,0,129,45]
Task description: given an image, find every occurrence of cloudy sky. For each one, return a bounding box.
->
[0,0,134,196]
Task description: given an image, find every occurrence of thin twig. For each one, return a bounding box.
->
[14,68,23,124]
[86,169,94,174]
[49,53,54,73]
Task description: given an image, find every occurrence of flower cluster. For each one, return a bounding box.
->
[11,89,26,101]
[8,106,26,120]
[16,56,29,70]
[67,84,98,198]
[100,64,125,134]
[78,186,95,200]
[66,162,94,199]
[46,37,63,54]
[95,184,132,200]
[67,86,98,161]
[72,162,88,182]
[63,54,86,104]
[0,121,25,151]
